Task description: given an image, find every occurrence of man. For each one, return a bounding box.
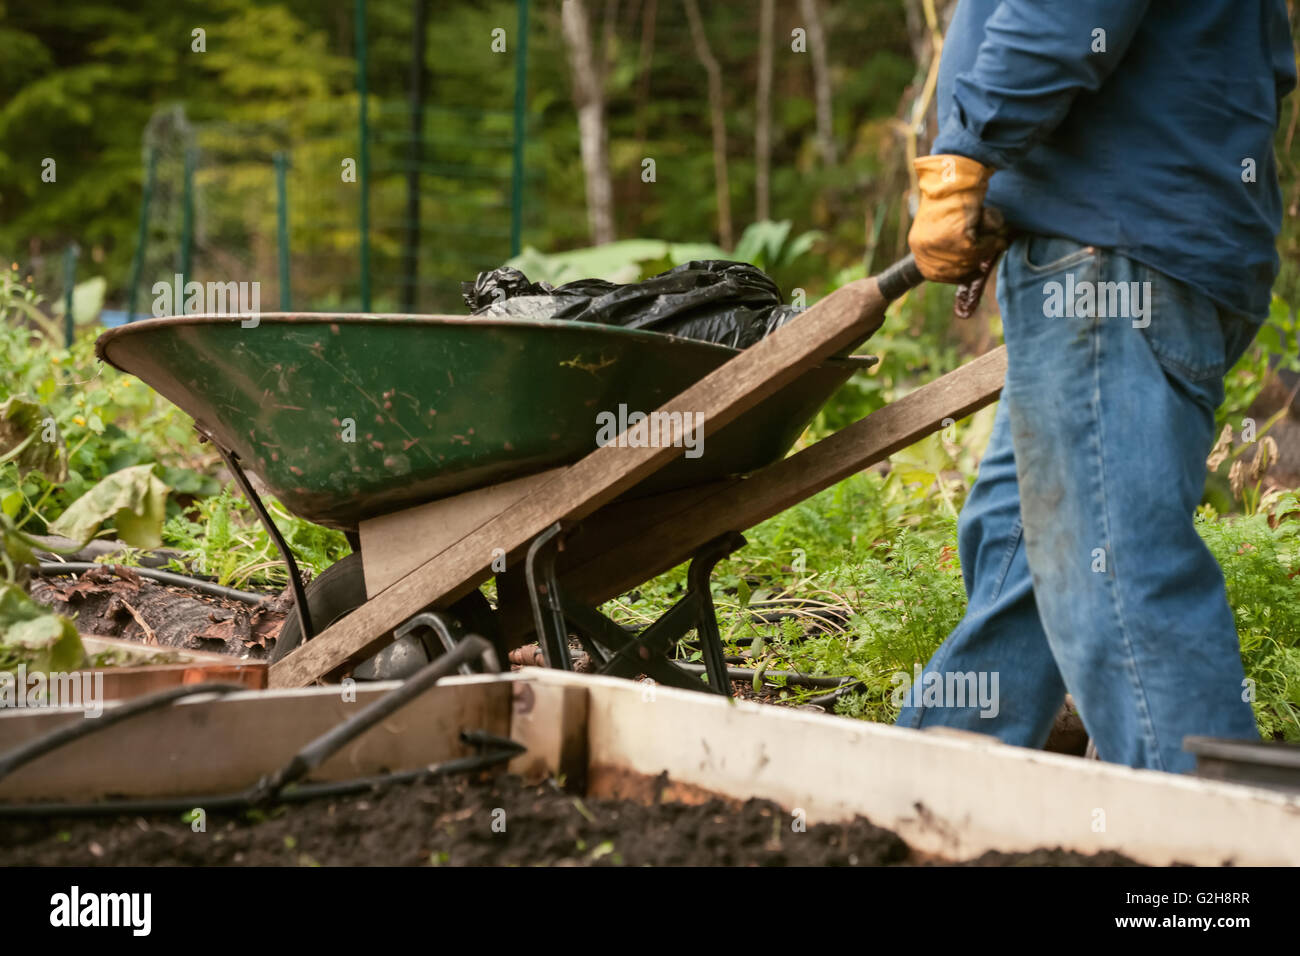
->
[896,1,1296,773]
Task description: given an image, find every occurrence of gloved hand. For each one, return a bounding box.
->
[908,154,1006,284]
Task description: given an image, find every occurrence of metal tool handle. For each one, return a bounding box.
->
[875,253,925,303]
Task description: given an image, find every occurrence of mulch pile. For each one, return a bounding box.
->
[29,565,287,658]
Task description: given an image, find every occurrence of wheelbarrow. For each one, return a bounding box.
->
[97,257,1008,692]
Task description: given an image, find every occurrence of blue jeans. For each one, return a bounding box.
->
[896,235,1261,773]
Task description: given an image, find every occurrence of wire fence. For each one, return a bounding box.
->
[116,0,535,321]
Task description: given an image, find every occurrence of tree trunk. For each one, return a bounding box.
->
[799,0,838,168]
[600,0,620,76]
[633,0,657,144]
[682,0,733,249]
[631,0,658,232]
[561,0,616,244]
[755,0,775,222]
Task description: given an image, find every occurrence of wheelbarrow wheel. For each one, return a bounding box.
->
[269,552,502,669]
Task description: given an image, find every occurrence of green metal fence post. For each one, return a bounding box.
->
[275,151,291,310]
[62,244,79,347]
[355,0,372,312]
[126,147,158,323]
[180,145,195,292]
[510,0,530,258]
[403,0,431,313]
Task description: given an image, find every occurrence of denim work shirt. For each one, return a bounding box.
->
[934,0,1297,318]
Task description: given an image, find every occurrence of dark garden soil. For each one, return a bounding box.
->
[0,772,1137,867]
[30,565,285,658]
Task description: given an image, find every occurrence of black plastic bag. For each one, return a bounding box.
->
[462,260,799,349]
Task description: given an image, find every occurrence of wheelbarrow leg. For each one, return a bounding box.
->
[525,522,575,670]
[521,524,745,696]
[686,532,744,693]
[561,602,699,690]
[207,436,314,641]
[579,532,743,694]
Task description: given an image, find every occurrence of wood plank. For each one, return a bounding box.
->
[506,677,589,788]
[88,662,266,702]
[270,277,891,687]
[491,345,1006,644]
[359,469,563,597]
[0,676,512,801]
[556,345,1006,605]
[539,668,1300,865]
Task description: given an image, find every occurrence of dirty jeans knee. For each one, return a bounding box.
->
[895,403,1066,744]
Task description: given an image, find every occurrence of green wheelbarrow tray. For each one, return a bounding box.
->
[96,313,877,530]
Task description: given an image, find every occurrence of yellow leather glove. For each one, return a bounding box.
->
[908,154,1005,284]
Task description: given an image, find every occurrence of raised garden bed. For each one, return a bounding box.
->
[0,772,1136,867]
[1,669,1296,866]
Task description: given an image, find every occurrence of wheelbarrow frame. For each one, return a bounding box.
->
[260,257,1004,688]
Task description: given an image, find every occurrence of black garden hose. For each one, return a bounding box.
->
[35,562,270,605]
[249,635,498,801]
[802,683,864,709]
[670,660,855,690]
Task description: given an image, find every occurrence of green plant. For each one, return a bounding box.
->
[1199,492,1300,739]
[608,453,1300,739]
[502,220,822,294]
[0,269,343,607]
[505,239,724,286]
[0,512,84,671]
[730,220,823,286]
[0,278,212,537]
[161,485,348,589]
